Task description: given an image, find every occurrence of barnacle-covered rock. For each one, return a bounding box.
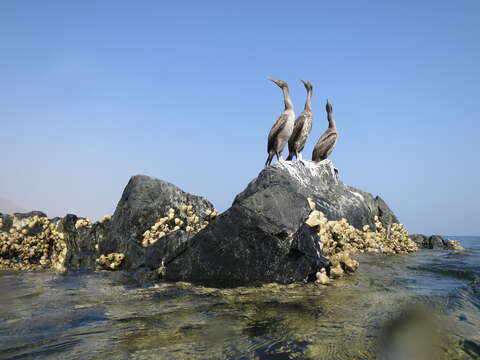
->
[141,204,218,247]
[315,268,330,285]
[0,212,109,271]
[448,239,464,250]
[330,264,344,279]
[165,160,403,286]
[100,175,216,269]
[302,200,417,280]
[96,252,125,270]
[0,212,68,271]
[75,218,91,229]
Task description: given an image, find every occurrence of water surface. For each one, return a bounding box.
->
[1,236,479,359]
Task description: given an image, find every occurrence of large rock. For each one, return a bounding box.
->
[410,234,464,250]
[232,161,396,231]
[0,162,420,284]
[0,211,107,271]
[100,175,214,269]
[410,234,429,248]
[0,176,216,272]
[428,235,451,250]
[165,160,400,286]
[60,214,109,270]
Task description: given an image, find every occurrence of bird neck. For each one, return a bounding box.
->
[282,87,294,110]
[304,90,312,111]
[328,112,336,129]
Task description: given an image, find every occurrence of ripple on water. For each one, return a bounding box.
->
[1,242,480,359]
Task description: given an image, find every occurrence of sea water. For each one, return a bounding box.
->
[0,236,479,359]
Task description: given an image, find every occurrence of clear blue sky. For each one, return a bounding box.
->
[0,1,478,235]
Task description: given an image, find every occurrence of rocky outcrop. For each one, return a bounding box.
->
[1,161,441,287]
[0,212,109,271]
[409,234,428,248]
[164,160,417,286]
[99,175,216,270]
[232,160,395,231]
[62,214,111,270]
[0,176,216,273]
[410,234,464,250]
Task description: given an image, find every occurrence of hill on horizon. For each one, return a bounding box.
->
[0,197,25,214]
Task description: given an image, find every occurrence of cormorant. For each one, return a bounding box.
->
[265,78,295,166]
[312,100,337,162]
[287,80,313,161]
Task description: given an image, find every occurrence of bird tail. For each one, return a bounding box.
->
[265,153,274,167]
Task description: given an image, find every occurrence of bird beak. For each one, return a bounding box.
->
[267,78,283,87]
[301,80,311,90]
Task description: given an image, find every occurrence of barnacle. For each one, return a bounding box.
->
[304,202,418,283]
[141,205,219,247]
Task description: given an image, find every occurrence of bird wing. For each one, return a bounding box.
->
[288,113,307,152]
[312,131,337,160]
[267,113,288,151]
[290,113,307,142]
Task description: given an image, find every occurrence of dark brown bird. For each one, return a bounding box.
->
[265,78,295,166]
[287,80,313,161]
[312,100,337,162]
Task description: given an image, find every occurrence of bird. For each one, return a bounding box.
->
[265,78,295,166]
[312,100,338,162]
[287,80,313,161]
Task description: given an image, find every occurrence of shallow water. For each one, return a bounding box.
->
[0,236,479,359]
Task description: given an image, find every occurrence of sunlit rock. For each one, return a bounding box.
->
[165,160,409,286]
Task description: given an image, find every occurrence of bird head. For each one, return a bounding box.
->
[267,78,288,89]
[326,100,333,113]
[301,80,313,91]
